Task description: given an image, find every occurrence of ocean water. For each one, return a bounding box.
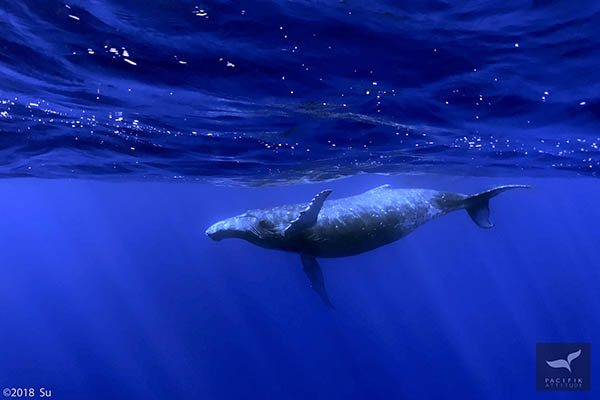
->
[0,1,599,399]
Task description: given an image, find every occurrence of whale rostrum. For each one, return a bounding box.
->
[206,184,529,307]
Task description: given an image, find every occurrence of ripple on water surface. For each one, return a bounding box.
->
[0,1,599,184]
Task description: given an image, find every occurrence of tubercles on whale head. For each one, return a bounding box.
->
[205,214,260,241]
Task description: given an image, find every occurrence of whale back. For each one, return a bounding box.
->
[294,186,451,257]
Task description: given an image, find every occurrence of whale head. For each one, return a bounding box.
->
[205,213,260,241]
[206,210,282,243]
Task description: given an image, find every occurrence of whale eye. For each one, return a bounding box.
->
[258,220,274,229]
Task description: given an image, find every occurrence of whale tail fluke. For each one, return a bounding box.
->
[464,185,530,228]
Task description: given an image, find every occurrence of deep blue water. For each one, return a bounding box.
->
[1,177,599,399]
[1,1,600,399]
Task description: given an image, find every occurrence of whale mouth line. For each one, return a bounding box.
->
[206,231,223,241]
[206,224,253,241]
[205,226,226,241]
[206,214,261,241]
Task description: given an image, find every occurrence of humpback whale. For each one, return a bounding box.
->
[206,184,528,307]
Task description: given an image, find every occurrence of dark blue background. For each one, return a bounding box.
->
[0,176,598,399]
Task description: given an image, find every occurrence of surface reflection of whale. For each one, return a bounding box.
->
[206,184,529,308]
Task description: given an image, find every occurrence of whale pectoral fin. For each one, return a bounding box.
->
[300,254,335,309]
[284,189,332,238]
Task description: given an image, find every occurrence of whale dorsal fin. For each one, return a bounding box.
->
[284,189,332,238]
[370,184,391,192]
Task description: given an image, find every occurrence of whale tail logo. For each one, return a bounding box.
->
[546,349,581,373]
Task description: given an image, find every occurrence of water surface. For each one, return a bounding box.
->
[1,1,599,183]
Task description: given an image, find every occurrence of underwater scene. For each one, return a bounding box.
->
[1,1,599,399]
